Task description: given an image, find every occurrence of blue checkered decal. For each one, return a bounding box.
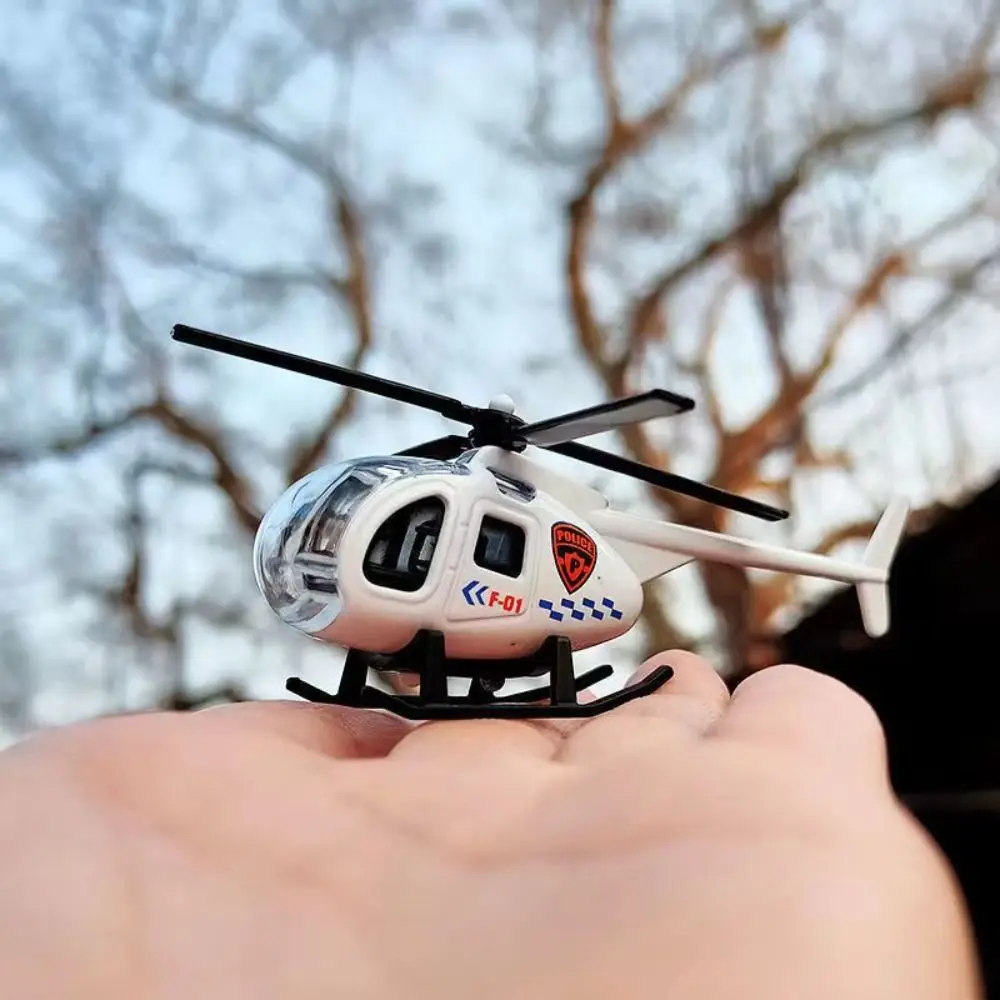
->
[538,596,623,622]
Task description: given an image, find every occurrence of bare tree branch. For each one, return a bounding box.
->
[83,457,254,711]
[748,516,881,638]
[559,2,1000,666]
[568,2,804,376]
[0,405,156,467]
[148,396,262,534]
[624,62,1000,349]
[673,275,738,438]
[813,517,882,555]
[568,9,998,400]
[639,579,693,660]
[133,48,379,488]
[0,390,262,535]
[715,250,907,492]
[815,246,1000,406]
[156,251,350,299]
[285,193,374,483]
[145,79,345,190]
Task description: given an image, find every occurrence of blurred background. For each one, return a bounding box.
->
[1,0,999,984]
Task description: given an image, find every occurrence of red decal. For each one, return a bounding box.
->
[551,521,597,594]
[488,589,524,614]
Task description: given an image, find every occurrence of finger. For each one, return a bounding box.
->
[386,672,420,694]
[558,649,731,765]
[197,699,413,759]
[707,663,888,786]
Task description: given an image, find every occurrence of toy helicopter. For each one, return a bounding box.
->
[171,323,909,721]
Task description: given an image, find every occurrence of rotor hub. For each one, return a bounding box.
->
[468,402,526,451]
[487,393,516,415]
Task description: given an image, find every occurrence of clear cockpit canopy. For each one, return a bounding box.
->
[252,455,465,635]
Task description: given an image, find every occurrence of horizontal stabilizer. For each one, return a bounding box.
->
[855,498,909,637]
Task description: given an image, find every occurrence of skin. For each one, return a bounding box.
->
[0,652,982,1000]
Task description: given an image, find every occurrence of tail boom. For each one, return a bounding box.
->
[589,498,910,638]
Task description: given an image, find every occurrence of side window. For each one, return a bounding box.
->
[364,497,446,592]
[474,515,525,578]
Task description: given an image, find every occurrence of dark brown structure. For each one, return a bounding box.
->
[734,475,1000,994]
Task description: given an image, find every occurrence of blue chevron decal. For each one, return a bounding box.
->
[462,580,489,606]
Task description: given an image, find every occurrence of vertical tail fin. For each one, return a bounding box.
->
[856,498,910,637]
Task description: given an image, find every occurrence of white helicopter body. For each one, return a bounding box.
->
[254,449,642,660]
[173,322,909,720]
[254,445,907,664]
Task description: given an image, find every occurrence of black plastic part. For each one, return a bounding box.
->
[171,324,482,424]
[172,323,786,521]
[285,630,673,720]
[545,440,789,521]
[333,630,574,681]
[395,435,471,459]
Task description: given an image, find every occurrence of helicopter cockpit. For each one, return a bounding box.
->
[361,493,446,592]
[253,455,467,633]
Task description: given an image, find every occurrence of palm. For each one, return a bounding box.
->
[0,653,981,1000]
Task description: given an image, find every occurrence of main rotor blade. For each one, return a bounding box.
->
[395,435,471,459]
[517,389,695,447]
[546,440,789,521]
[172,325,480,424]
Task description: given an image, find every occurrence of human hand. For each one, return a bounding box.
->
[0,653,981,1000]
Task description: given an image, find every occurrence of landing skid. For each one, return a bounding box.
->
[285,630,674,721]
